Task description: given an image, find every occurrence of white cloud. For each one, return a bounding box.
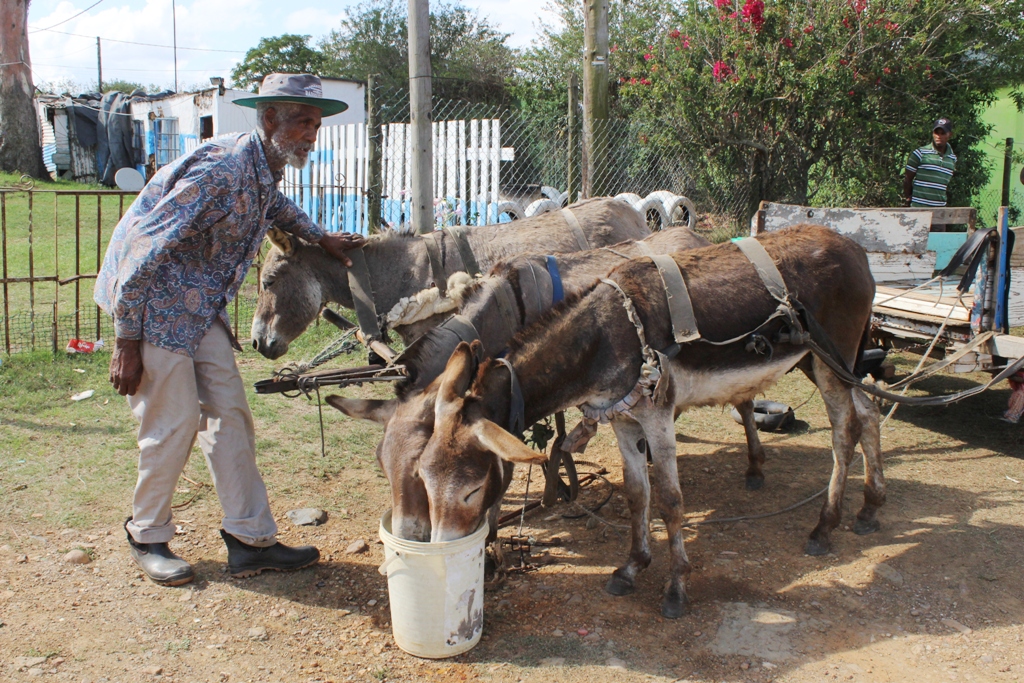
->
[27,0,550,91]
[284,8,347,35]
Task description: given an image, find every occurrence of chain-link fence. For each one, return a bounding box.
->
[2,88,1021,355]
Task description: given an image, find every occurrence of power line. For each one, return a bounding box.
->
[34,62,235,74]
[31,27,246,53]
[29,0,110,33]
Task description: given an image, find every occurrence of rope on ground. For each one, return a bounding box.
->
[171,476,207,510]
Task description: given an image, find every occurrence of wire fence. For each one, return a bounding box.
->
[2,88,1021,355]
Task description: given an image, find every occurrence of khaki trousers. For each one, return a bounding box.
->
[125,322,277,547]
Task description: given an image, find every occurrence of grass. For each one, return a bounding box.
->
[0,310,391,533]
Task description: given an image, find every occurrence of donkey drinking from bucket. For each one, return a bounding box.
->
[333,225,883,618]
[328,230,777,546]
[250,197,649,358]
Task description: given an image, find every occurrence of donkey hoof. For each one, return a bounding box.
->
[805,537,831,556]
[745,475,765,491]
[661,587,689,619]
[853,518,881,535]
[605,573,636,597]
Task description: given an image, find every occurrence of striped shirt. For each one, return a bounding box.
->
[906,144,956,207]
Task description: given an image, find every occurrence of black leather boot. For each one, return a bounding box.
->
[220,530,320,578]
[125,518,194,586]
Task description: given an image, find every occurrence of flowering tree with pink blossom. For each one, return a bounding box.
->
[616,0,1024,222]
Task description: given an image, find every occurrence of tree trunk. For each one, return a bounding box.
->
[0,0,48,179]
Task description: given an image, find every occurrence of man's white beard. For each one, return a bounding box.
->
[266,131,312,169]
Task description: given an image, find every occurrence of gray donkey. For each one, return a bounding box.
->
[250,197,648,358]
[329,225,882,618]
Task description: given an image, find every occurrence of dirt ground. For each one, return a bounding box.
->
[2,344,1024,683]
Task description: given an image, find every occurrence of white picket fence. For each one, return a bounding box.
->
[281,119,506,234]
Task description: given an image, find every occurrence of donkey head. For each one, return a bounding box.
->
[251,228,347,359]
[325,390,434,541]
[417,343,547,542]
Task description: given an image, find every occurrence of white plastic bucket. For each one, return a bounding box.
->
[377,510,488,658]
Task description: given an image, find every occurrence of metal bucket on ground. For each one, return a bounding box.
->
[377,510,487,658]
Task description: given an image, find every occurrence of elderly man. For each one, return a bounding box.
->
[903,117,957,208]
[95,74,363,586]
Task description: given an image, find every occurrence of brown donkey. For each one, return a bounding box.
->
[250,197,649,358]
[328,228,777,543]
[335,224,882,618]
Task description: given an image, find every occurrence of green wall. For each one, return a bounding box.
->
[976,87,1024,226]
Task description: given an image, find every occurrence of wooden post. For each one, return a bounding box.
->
[582,0,609,199]
[1001,137,1014,208]
[96,37,102,93]
[567,74,580,205]
[994,207,1010,334]
[408,0,434,234]
[366,74,383,234]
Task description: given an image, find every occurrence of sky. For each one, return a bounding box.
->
[26,0,558,93]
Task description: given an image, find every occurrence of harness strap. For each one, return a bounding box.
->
[444,225,481,277]
[546,255,565,303]
[522,260,549,318]
[633,241,655,257]
[649,253,700,343]
[485,278,521,340]
[423,232,448,296]
[495,358,526,438]
[346,247,383,340]
[735,237,789,303]
[442,314,481,345]
[561,208,591,251]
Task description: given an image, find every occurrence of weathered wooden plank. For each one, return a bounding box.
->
[1011,227,1023,268]
[873,290,970,322]
[866,252,937,282]
[760,202,932,254]
[989,333,1024,360]
[1010,266,1024,328]
[892,206,975,226]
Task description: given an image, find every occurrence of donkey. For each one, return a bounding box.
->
[250,197,649,358]
[329,230,775,547]
[331,225,882,618]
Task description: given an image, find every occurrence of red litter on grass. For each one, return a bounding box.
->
[66,339,104,354]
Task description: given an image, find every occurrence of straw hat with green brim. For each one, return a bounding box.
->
[234,73,348,117]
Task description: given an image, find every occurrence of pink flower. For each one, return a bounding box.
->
[780,37,794,48]
[682,35,691,48]
[644,53,653,61]
[741,0,765,32]
[712,60,733,82]
[848,90,855,96]
[849,0,867,13]
[728,11,738,18]
[669,29,681,39]
[885,21,900,32]
[803,24,815,34]
[611,44,619,53]
[640,77,652,85]
[714,0,731,7]
[883,67,891,74]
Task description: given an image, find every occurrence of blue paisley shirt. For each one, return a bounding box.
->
[95,131,324,356]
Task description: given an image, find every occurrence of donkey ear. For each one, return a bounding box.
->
[471,419,548,464]
[266,227,295,256]
[325,395,396,425]
[437,342,477,407]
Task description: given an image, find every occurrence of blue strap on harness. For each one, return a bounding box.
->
[545,255,564,303]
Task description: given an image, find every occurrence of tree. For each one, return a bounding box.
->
[319,0,516,102]
[617,0,1024,220]
[1,0,48,179]
[103,79,147,95]
[231,34,330,91]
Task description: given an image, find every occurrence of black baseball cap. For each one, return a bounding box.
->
[933,117,952,134]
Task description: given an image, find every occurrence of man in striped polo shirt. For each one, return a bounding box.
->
[903,117,956,207]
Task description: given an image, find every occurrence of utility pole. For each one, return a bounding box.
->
[567,73,580,205]
[172,0,179,92]
[582,0,609,199]
[96,37,102,93]
[408,0,433,233]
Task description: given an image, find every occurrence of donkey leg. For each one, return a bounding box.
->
[735,400,767,490]
[606,418,653,597]
[640,412,691,619]
[851,389,886,535]
[805,357,863,556]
